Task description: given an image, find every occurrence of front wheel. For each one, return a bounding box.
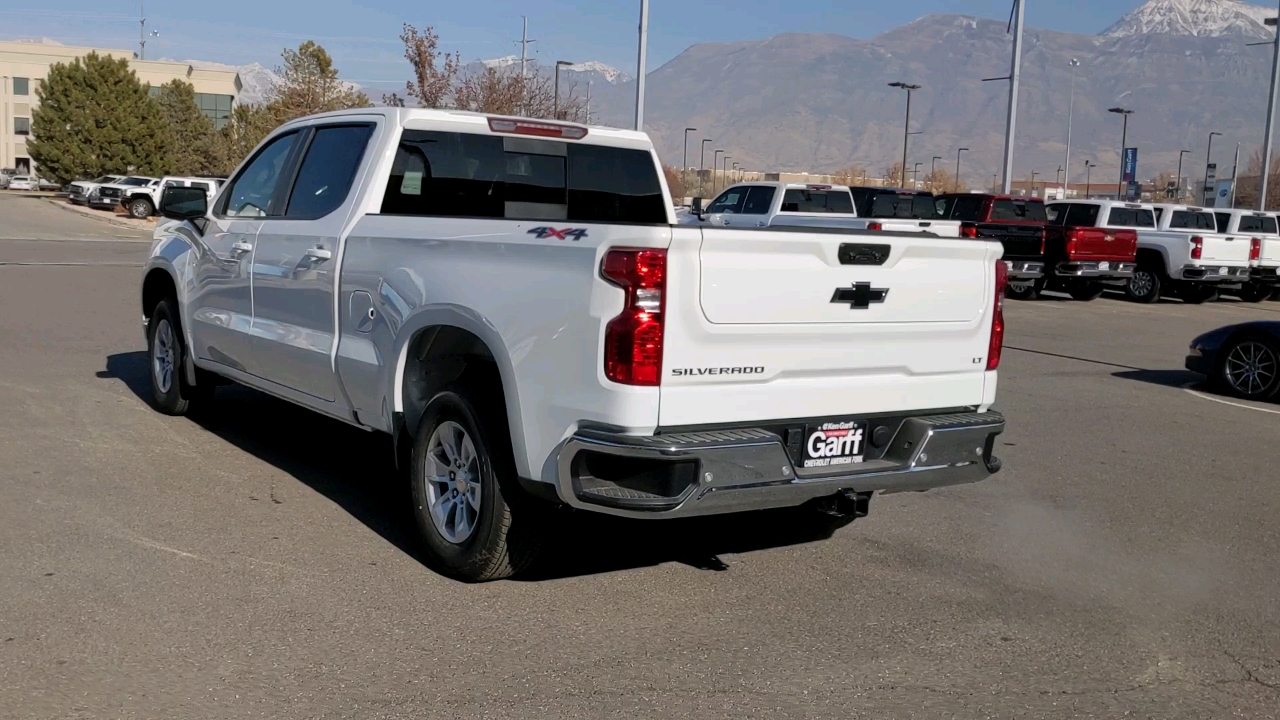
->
[147,299,212,415]
[1217,335,1280,400]
[1126,267,1162,303]
[410,387,542,582]
[128,197,154,219]
[1068,282,1106,302]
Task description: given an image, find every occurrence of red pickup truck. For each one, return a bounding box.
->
[1042,202,1140,301]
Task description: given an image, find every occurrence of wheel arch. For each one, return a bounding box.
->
[391,307,529,477]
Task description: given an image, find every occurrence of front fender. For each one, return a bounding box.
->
[142,226,200,382]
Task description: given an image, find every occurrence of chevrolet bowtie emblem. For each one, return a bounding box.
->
[831,282,889,309]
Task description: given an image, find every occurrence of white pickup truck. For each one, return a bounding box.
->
[1052,200,1250,303]
[122,176,223,219]
[67,175,125,205]
[140,108,1006,581]
[694,182,962,237]
[1213,209,1280,302]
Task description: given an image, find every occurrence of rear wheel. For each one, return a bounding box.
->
[1068,282,1106,302]
[128,197,154,219]
[1217,335,1280,400]
[1238,283,1271,303]
[410,386,542,582]
[1126,267,1162,303]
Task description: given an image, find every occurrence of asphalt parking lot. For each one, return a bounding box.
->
[1,191,1278,719]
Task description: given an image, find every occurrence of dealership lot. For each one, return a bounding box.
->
[1,193,1278,718]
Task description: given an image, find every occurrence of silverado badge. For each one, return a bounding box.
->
[831,282,889,309]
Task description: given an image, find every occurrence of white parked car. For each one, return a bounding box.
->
[1213,208,1280,302]
[122,177,223,218]
[7,175,36,191]
[693,182,963,237]
[139,108,1007,581]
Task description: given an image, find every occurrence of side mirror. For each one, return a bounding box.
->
[692,197,704,219]
[160,186,208,221]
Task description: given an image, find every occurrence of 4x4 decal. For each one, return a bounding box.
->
[528,227,589,241]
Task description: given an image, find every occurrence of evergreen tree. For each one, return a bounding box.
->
[154,79,224,176]
[27,52,173,184]
[267,41,371,122]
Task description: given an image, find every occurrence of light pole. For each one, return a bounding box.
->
[955,147,969,192]
[1064,58,1080,191]
[682,128,697,170]
[700,138,713,196]
[732,162,739,183]
[911,162,923,188]
[722,156,732,191]
[1205,131,1222,205]
[1109,107,1134,199]
[931,156,942,190]
[1084,161,1095,199]
[634,0,649,131]
[1260,11,1280,209]
[1031,171,1040,197]
[553,60,573,119]
[1055,165,1064,197]
[1176,149,1191,202]
[992,174,999,194]
[889,82,921,188]
[713,150,724,193]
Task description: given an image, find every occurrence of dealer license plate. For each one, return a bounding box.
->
[802,420,868,469]
[1098,261,1110,271]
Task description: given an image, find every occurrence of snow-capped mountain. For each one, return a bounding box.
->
[1102,0,1276,39]
[481,55,521,69]
[182,61,281,105]
[564,61,631,84]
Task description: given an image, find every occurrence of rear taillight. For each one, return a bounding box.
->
[867,222,883,231]
[987,259,1007,371]
[1066,228,1080,257]
[1191,236,1204,260]
[602,248,667,386]
[960,223,978,239]
[1040,228,1046,255]
[1251,237,1262,261]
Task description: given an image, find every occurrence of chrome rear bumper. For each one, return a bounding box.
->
[554,412,1006,519]
[1055,261,1135,278]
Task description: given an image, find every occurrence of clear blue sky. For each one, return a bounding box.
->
[2,0,1149,84]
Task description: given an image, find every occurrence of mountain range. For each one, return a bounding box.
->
[572,0,1280,188]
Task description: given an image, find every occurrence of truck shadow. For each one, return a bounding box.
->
[100,352,852,581]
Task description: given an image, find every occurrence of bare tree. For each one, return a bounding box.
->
[400,24,460,108]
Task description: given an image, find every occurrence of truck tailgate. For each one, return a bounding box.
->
[974,222,1041,259]
[1202,234,1252,264]
[658,226,1000,428]
[878,219,962,238]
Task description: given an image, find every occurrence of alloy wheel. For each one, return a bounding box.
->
[1130,271,1154,298]
[424,421,482,544]
[1224,340,1278,397]
[152,318,176,394]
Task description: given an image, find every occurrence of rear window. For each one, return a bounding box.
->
[941,195,984,222]
[991,199,1048,222]
[380,130,666,224]
[1239,215,1279,234]
[1107,207,1155,228]
[867,193,940,220]
[780,188,853,214]
[1215,212,1231,233]
[1169,210,1217,231]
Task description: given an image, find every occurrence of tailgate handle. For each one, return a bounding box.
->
[838,243,891,266]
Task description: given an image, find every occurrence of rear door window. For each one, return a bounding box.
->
[1238,215,1279,234]
[1169,210,1217,231]
[741,186,776,214]
[380,130,665,224]
[780,189,854,214]
[991,199,1047,222]
[1107,207,1155,228]
[285,124,375,220]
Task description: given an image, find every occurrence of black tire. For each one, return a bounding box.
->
[1182,285,1218,305]
[1005,282,1038,301]
[1068,281,1106,302]
[410,385,541,582]
[1126,266,1162,303]
[128,197,154,219]
[1216,334,1280,400]
[146,299,212,415]
[1237,283,1271,303]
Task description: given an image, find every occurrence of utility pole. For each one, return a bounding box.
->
[586,81,593,123]
[1064,58,1080,191]
[516,17,536,115]
[634,0,650,131]
[889,82,921,188]
[138,2,158,60]
[1260,10,1280,210]
[1002,0,1026,193]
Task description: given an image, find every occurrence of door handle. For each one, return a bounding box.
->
[230,241,253,255]
[304,247,332,261]
[756,221,766,227]
[719,219,730,226]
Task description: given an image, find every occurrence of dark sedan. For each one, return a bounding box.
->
[1186,321,1280,400]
